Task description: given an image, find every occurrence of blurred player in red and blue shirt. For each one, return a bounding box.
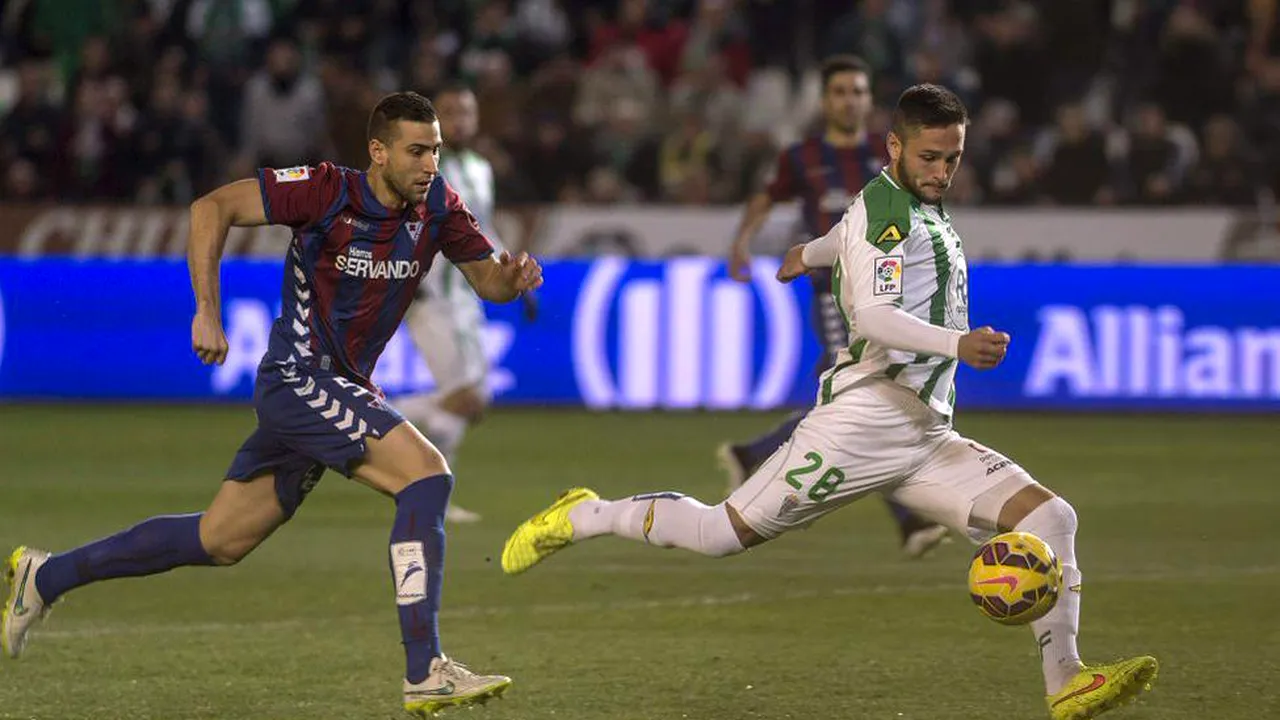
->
[722,56,948,557]
[2,92,537,716]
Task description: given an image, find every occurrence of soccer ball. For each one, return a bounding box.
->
[968,531,1062,626]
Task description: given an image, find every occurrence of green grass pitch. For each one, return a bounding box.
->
[0,406,1276,719]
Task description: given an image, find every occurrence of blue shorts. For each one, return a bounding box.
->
[225,363,405,517]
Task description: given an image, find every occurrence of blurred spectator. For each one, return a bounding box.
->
[987,144,1042,205]
[322,58,379,169]
[28,0,119,88]
[405,36,447,98]
[574,42,659,128]
[56,77,137,200]
[172,90,228,197]
[513,111,592,202]
[458,1,519,83]
[514,0,573,64]
[589,96,658,200]
[1115,103,1197,205]
[0,0,1272,209]
[1245,58,1280,203]
[1150,4,1235,133]
[677,0,750,87]
[0,61,62,173]
[973,2,1049,127]
[589,0,687,86]
[824,0,904,87]
[1184,115,1257,206]
[473,51,526,143]
[658,107,722,203]
[2,157,41,202]
[1034,103,1115,205]
[239,36,329,168]
[133,75,189,203]
[669,54,744,139]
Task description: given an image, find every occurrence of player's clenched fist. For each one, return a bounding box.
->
[498,251,544,293]
[958,326,1009,370]
[192,311,229,366]
[775,244,809,283]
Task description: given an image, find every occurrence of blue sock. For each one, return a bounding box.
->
[34,513,215,604]
[738,411,805,471]
[391,475,453,684]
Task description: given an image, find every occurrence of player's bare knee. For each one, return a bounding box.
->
[723,503,766,551]
[354,423,450,495]
[997,482,1059,531]
[204,538,254,566]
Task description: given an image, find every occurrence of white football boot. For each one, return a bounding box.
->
[403,654,511,716]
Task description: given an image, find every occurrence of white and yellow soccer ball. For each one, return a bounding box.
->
[968,531,1062,626]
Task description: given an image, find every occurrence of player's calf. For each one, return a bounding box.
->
[571,493,749,557]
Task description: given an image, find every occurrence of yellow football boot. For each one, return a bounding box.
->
[501,488,598,575]
[1047,656,1159,720]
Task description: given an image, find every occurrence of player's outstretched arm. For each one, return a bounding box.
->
[728,192,774,282]
[188,179,269,366]
[457,251,544,304]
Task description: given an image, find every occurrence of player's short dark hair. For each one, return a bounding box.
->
[368,91,438,143]
[891,83,968,138]
[820,55,871,91]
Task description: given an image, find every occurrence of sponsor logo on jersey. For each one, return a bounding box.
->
[873,255,903,296]
[876,224,903,246]
[335,245,422,280]
[274,166,311,183]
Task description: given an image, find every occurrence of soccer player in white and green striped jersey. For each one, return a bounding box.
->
[502,85,1158,720]
[401,84,512,524]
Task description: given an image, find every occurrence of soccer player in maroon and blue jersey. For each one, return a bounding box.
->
[2,92,538,716]
[722,56,948,557]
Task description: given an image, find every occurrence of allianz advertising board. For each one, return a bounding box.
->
[0,258,1276,411]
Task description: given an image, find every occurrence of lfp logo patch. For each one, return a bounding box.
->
[274,166,311,183]
[874,255,903,296]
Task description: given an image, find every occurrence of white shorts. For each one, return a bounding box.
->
[406,262,489,398]
[727,377,1038,542]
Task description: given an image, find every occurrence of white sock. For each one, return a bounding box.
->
[1015,497,1083,695]
[568,493,744,557]
[399,394,469,461]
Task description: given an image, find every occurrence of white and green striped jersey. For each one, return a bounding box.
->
[442,149,495,230]
[432,149,498,300]
[818,170,970,418]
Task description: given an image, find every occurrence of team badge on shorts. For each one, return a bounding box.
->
[874,255,904,296]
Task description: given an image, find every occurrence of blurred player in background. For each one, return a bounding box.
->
[504,84,1158,720]
[2,92,540,717]
[724,55,948,557]
[399,83,522,525]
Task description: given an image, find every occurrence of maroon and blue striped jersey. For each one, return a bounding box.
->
[765,134,888,237]
[256,162,494,390]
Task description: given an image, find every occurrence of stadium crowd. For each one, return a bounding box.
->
[0,0,1276,208]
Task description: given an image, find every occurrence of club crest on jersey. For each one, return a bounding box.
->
[274,166,311,183]
[405,221,423,245]
[873,255,904,296]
